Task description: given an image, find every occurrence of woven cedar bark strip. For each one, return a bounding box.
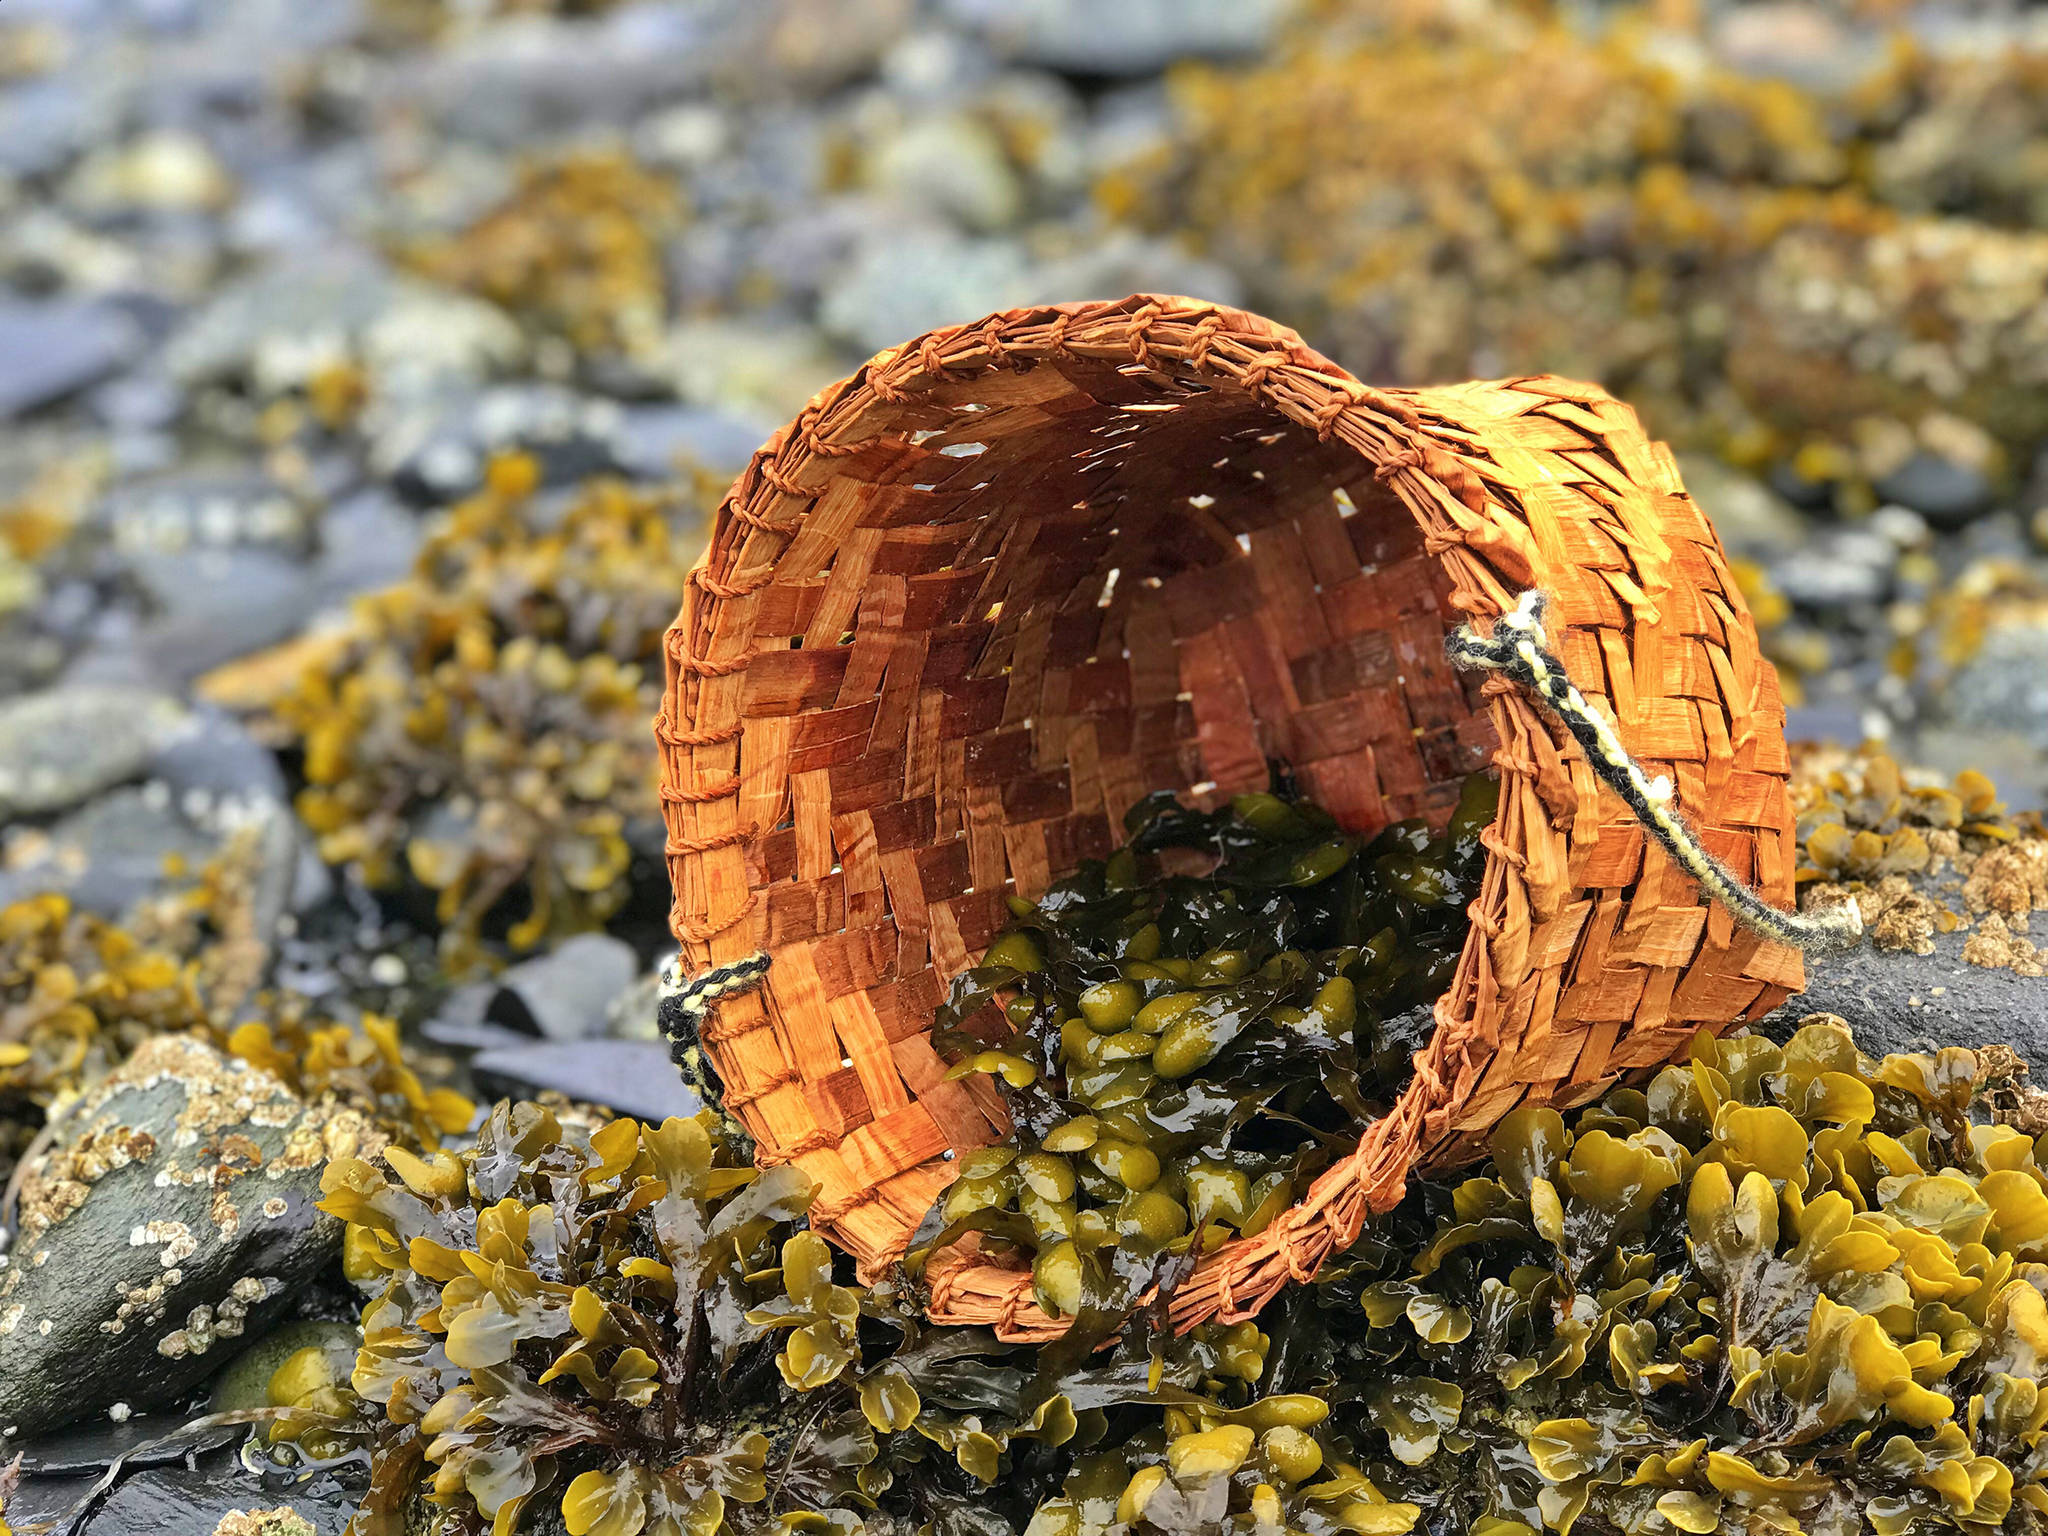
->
[657,294,1805,1339]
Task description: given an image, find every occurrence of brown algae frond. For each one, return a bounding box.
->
[274,456,707,962]
[929,778,1493,1326]
[399,149,685,363]
[1299,1018,2048,1535]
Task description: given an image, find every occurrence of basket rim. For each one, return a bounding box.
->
[657,292,1804,1339]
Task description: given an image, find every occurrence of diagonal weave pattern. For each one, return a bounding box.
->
[656,295,1805,1341]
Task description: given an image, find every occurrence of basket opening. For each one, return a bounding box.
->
[852,354,1500,883]
[746,353,1506,1185]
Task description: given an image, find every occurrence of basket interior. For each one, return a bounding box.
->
[701,350,1505,1265]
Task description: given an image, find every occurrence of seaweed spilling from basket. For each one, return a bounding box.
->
[921,774,1498,1328]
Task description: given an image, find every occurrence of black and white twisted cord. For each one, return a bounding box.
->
[1447,590,1862,952]
[656,951,772,1073]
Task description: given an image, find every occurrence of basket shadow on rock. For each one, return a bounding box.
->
[653,294,1807,1340]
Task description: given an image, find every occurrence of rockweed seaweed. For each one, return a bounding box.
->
[1296,1018,2048,1535]
[929,780,1493,1329]
[400,151,684,365]
[279,1014,2048,1536]
[274,455,706,963]
[292,1101,1424,1536]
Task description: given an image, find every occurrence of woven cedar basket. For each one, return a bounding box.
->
[656,295,1806,1341]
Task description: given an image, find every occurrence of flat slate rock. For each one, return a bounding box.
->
[0,1036,384,1439]
[0,300,144,419]
[14,1411,240,1477]
[1762,920,2048,1060]
[469,1038,703,1123]
[489,932,641,1040]
[6,1446,357,1536]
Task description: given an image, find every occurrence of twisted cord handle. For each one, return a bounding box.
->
[1448,591,1862,952]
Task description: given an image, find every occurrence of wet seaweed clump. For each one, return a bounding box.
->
[1280,1016,2048,1535]
[294,1096,1427,1536]
[1109,0,2048,484]
[273,456,705,962]
[1793,745,2048,968]
[931,777,1495,1325]
[0,891,213,1179]
[291,1102,1118,1535]
[401,150,684,365]
[228,1001,474,1151]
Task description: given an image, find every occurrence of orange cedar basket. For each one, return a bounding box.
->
[655,295,1805,1341]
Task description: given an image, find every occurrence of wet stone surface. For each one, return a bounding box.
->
[0,1035,383,1439]
[0,685,189,819]
[1768,925,2048,1062]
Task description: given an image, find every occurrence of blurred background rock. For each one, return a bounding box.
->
[2,0,2046,949]
[4,0,2048,815]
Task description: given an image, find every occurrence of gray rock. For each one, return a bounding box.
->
[1765,920,2048,1063]
[0,301,146,419]
[1948,624,2048,753]
[0,70,131,180]
[489,933,642,1041]
[469,1039,703,1123]
[1026,232,1243,313]
[14,1411,239,1477]
[0,785,218,915]
[616,404,770,479]
[1768,529,1895,610]
[654,318,845,432]
[818,232,1037,356]
[0,781,304,936]
[605,965,664,1042]
[1677,455,1809,559]
[1874,451,1994,529]
[879,29,1001,102]
[148,706,289,807]
[870,113,1024,232]
[164,248,523,401]
[95,471,310,560]
[162,248,394,390]
[943,0,1282,75]
[7,1451,356,1536]
[0,1035,384,1438]
[817,229,1244,358]
[0,685,188,818]
[131,546,317,685]
[400,5,721,145]
[89,372,186,433]
[310,489,420,604]
[371,383,625,504]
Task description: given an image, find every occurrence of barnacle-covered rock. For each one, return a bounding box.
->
[1790,745,2048,970]
[928,778,1491,1326]
[270,456,706,963]
[0,1034,383,1438]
